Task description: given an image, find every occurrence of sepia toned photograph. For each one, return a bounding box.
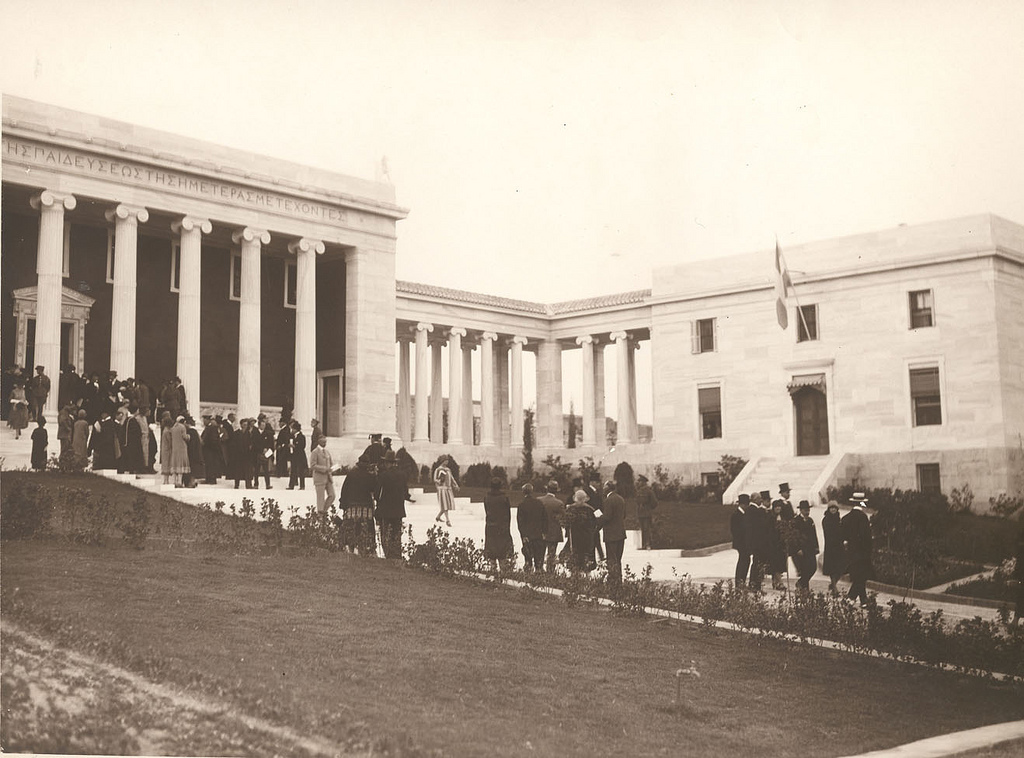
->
[1,1,1022,756]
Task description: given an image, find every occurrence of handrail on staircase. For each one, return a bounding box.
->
[722,456,760,505]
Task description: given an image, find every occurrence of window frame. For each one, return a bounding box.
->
[796,303,819,342]
[284,260,298,309]
[692,317,717,354]
[907,361,944,427]
[229,250,242,302]
[916,463,941,494]
[697,383,722,440]
[170,241,181,293]
[908,289,935,329]
[105,228,116,284]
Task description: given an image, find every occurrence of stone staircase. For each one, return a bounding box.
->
[728,455,833,505]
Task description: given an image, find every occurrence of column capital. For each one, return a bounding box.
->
[232,227,271,245]
[288,237,326,255]
[510,335,528,347]
[30,190,76,212]
[105,204,149,224]
[480,331,498,342]
[610,330,629,342]
[448,327,467,339]
[575,335,595,346]
[415,322,434,334]
[172,216,212,234]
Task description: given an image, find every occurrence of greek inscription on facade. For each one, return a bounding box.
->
[3,136,348,225]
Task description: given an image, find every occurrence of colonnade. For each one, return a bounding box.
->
[26,189,334,427]
[395,324,644,448]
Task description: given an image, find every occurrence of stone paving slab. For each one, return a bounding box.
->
[837,720,1024,758]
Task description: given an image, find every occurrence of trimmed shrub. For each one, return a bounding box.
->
[463,462,494,488]
[395,447,418,485]
[614,461,635,498]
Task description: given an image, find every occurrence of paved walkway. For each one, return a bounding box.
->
[0,429,1003,625]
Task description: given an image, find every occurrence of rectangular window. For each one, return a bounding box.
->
[105,228,116,283]
[917,463,941,494]
[909,366,942,426]
[909,289,934,329]
[691,318,717,353]
[62,224,71,278]
[698,385,722,439]
[797,304,818,342]
[284,260,298,308]
[170,241,181,293]
[701,472,721,489]
[230,251,242,301]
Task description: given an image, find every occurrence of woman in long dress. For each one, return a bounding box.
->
[8,383,29,439]
[169,415,191,487]
[433,457,458,527]
[72,409,90,465]
[483,477,514,572]
[30,417,48,470]
[821,501,847,593]
[160,416,174,484]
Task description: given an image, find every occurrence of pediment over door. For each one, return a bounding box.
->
[12,285,97,321]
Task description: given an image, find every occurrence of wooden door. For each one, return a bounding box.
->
[794,387,830,456]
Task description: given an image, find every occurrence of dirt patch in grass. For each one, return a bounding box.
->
[3,540,1023,757]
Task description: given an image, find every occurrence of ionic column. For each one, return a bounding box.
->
[509,336,527,446]
[496,342,510,447]
[611,331,637,444]
[413,323,433,442]
[171,215,212,414]
[447,327,466,444]
[106,204,148,381]
[536,339,563,448]
[397,336,412,445]
[288,237,325,430]
[31,191,76,419]
[628,339,640,442]
[594,342,606,446]
[462,342,474,444]
[232,228,270,420]
[430,340,443,442]
[479,332,496,446]
[576,335,597,447]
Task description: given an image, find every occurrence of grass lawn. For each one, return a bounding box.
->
[3,540,1022,758]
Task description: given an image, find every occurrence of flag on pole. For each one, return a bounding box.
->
[774,239,794,329]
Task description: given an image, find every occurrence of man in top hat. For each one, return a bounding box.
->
[731,494,751,587]
[635,473,658,550]
[792,500,820,590]
[841,492,874,606]
[361,432,385,468]
[773,483,795,520]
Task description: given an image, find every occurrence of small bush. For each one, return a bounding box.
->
[989,493,1024,519]
[395,447,418,485]
[0,479,52,540]
[116,494,151,550]
[614,461,635,498]
[463,462,494,488]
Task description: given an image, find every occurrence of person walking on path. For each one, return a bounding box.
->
[30,416,48,470]
[746,493,771,592]
[539,480,566,573]
[287,421,307,491]
[581,474,605,563]
[516,483,548,573]
[842,492,874,606]
[338,457,377,554]
[565,489,597,573]
[635,474,658,550]
[731,494,751,588]
[792,500,820,590]
[375,450,413,559]
[483,477,515,574]
[27,365,50,422]
[309,435,336,514]
[821,500,846,593]
[597,480,627,586]
[8,382,29,439]
[433,456,458,526]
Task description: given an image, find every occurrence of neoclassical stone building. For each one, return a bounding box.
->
[3,96,1022,504]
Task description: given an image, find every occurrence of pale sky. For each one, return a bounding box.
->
[3,0,1023,423]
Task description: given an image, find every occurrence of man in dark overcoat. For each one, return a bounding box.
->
[375,451,414,559]
[746,493,771,592]
[597,480,627,585]
[792,500,820,590]
[731,494,751,587]
[842,493,874,606]
[516,483,548,572]
[539,480,567,572]
[635,474,658,550]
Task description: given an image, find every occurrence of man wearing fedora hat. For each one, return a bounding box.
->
[842,492,874,605]
[792,501,819,590]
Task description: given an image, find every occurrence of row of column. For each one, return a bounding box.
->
[395,325,642,448]
[30,190,323,425]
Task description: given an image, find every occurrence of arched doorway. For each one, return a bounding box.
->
[790,377,830,456]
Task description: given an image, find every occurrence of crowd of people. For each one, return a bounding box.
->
[730,483,874,604]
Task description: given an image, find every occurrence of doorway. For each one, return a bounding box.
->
[24,319,74,373]
[318,370,344,437]
[793,386,830,456]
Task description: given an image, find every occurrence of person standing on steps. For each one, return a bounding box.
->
[433,456,457,527]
